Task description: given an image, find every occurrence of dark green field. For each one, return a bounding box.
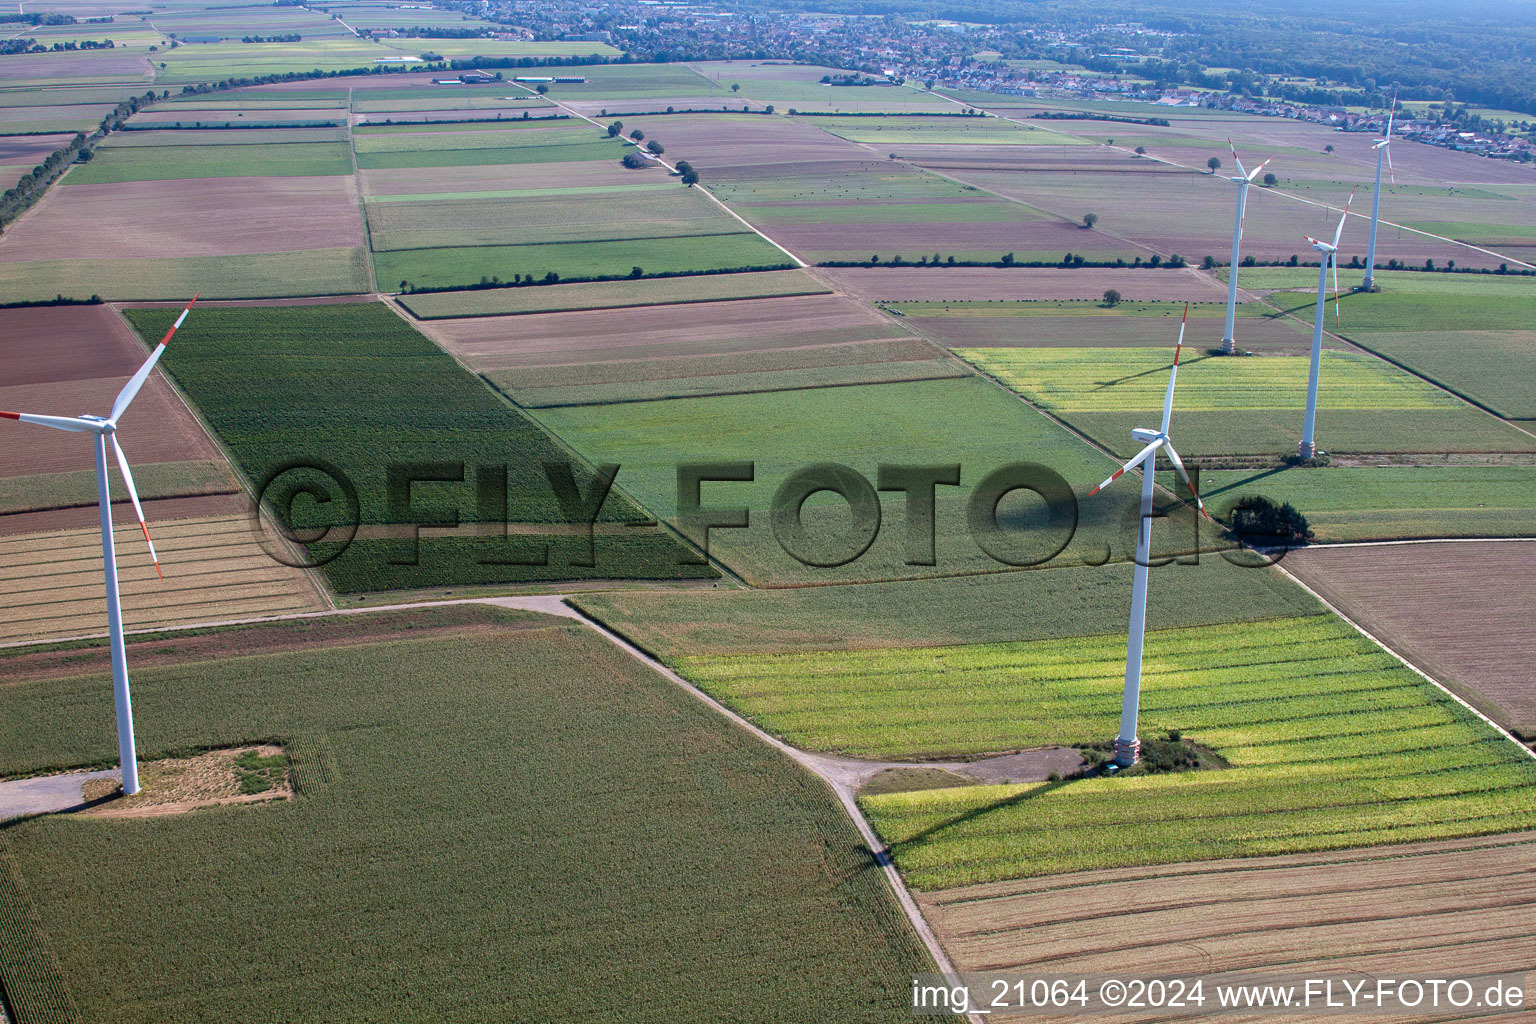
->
[0,606,930,1022]
[65,141,354,184]
[126,303,711,592]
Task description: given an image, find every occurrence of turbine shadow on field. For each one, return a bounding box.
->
[1090,354,1212,392]
[1204,465,1292,499]
[888,777,1074,852]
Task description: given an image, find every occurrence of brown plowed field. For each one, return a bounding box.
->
[424,292,907,370]
[0,133,76,168]
[1285,541,1536,735]
[920,831,1536,1024]
[589,113,866,173]
[0,514,325,643]
[0,492,246,536]
[770,218,1137,258]
[0,175,363,261]
[821,266,1243,301]
[0,306,225,504]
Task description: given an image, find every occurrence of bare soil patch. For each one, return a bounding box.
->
[81,744,291,817]
[920,830,1536,1022]
[0,175,363,261]
[1285,540,1536,735]
[821,266,1240,302]
[0,133,76,167]
[425,292,904,370]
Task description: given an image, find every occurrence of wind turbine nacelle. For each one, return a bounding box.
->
[1131,428,1164,444]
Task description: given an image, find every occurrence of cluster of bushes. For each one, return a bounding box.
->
[1227,495,1315,547]
[823,252,1189,269]
[397,264,796,295]
[1033,110,1171,127]
[240,34,301,43]
[788,109,985,118]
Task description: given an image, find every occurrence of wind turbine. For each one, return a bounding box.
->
[1088,305,1211,767]
[1362,95,1396,292]
[1,295,197,796]
[1299,194,1354,459]
[1218,140,1272,355]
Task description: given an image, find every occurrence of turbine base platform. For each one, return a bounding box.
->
[1113,737,1141,767]
[1219,338,1237,355]
[1297,440,1317,459]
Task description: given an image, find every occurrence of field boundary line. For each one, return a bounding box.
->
[504,82,809,269]
[546,597,977,1021]
[1272,557,1536,763]
[347,88,379,295]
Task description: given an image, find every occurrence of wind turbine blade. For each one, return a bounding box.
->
[0,411,98,432]
[1330,189,1356,249]
[1386,93,1396,140]
[110,294,196,423]
[1088,439,1162,497]
[1162,442,1210,520]
[1160,303,1189,434]
[1385,144,1394,186]
[1227,138,1246,178]
[1237,186,1249,242]
[1246,156,1272,182]
[111,436,161,579]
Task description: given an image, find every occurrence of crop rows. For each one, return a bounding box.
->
[835,616,1536,887]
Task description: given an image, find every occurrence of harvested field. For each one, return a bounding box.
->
[821,266,1241,302]
[397,269,830,318]
[0,514,325,644]
[582,113,865,175]
[422,291,951,405]
[0,176,363,261]
[365,186,737,251]
[1285,540,1536,735]
[769,216,1140,264]
[0,133,75,168]
[106,127,348,146]
[128,108,346,126]
[359,158,647,196]
[0,247,371,302]
[920,831,1536,1023]
[0,50,150,84]
[900,305,1320,354]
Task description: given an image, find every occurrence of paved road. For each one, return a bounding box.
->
[0,769,117,821]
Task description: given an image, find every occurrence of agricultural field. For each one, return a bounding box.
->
[920,832,1536,1007]
[126,301,711,593]
[572,556,1321,658]
[857,615,1536,887]
[65,139,354,183]
[0,607,930,1021]
[959,345,1536,457]
[0,249,370,303]
[891,298,1320,354]
[1186,465,1536,542]
[821,266,1237,302]
[537,375,1195,586]
[806,113,1089,146]
[1286,541,1536,735]
[0,514,325,643]
[397,268,829,318]
[421,291,958,405]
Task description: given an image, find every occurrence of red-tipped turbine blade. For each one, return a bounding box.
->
[112,436,162,579]
[1247,156,1272,182]
[111,294,197,423]
[1089,439,1162,497]
[1227,138,1245,178]
[1331,190,1357,249]
[1163,443,1211,520]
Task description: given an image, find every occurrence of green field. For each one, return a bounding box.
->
[959,346,1535,456]
[537,376,1200,586]
[378,233,793,292]
[738,198,1047,226]
[0,248,370,303]
[1189,464,1536,542]
[811,114,1089,146]
[712,169,975,205]
[1347,330,1536,420]
[350,124,602,154]
[354,135,625,169]
[126,302,709,591]
[366,187,740,250]
[573,557,1320,659]
[856,616,1536,887]
[0,607,928,1021]
[1241,268,1536,332]
[65,141,354,183]
[0,460,234,515]
[397,269,830,318]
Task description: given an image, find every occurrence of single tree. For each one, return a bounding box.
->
[630,266,643,278]
[1202,254,1216,269]
[629,128,644,141]
[1263,172,1278,186]
[606,121,621,137]
[535,84,548,94]
[1082,212,1098,229]
[1103,288,1121,307]
[764,105,774,114]
[646,140,664,154]
[1207,156,1221,172]
[731,82,740,92]
[681,169,699,185]
[1324,143,1334,153]
[1135,145,1147,155]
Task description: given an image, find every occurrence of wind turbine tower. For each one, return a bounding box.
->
[1219,141,1272,355]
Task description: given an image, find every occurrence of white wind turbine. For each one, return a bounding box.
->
[1362,95,1396,292]
[1,295,197,796]
[1218,140,1272,355]
[1299,193,1354,459]
[1088,305,1211,767]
